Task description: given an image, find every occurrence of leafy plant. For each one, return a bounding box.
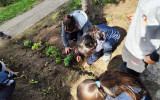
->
[32,41,43,50]
[24,40,32,47]
[29,79,38,84]
[42,87,52,97]
[64,54,72,67]
[56,57,61,63]
[45,46,59,57]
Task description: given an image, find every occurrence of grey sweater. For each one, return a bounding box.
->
[125,0,160,72]
[62,10,92,47]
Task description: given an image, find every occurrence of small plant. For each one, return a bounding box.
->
[29,79,38,84]
[45,46,60,57]
[56,57,61,63]
[64,54,72,67]
[24,40,32,47]
[45,45,62,63]
[42,87,52,97]
[32,41,43,50]
[121,13,126,19]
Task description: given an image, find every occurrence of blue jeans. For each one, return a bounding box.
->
[0,82,15,100]
[103,38,117,56]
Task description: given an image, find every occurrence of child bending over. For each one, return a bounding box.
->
[77,24,120,68]
[62,10,92,54]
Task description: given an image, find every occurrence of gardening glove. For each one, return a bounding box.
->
[76,56,82,62]
[83,62,90,68]
[65,47,72,54]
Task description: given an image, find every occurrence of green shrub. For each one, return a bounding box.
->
[45,46,60,57]
[56,57,61,63]
[32,41,43,50]
[64,54,72,67]
[24,40,32,47]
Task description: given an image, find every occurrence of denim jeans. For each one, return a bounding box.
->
[103,38,117,56]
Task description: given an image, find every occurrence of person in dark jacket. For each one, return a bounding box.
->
[77,25,120,68]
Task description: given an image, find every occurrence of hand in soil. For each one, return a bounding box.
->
[65,47,72,54]
[74,48,78,54]
[83,62,90,68]
[76,56,81,62]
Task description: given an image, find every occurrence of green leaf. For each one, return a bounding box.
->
[121,13,126,19]
[42,89,46,92]
[24,40,32,47]
[56,57,61,63]
[48,87,52,90]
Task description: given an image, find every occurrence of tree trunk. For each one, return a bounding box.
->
[81,0,95,20]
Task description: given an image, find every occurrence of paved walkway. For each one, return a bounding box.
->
[0,0,69,47]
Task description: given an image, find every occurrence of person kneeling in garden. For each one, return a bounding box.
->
[62,10,92,54]
[76,24,120,68]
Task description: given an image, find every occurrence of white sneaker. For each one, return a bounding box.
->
[102,55,111,62]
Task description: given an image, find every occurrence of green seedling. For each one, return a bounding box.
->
[32,41,43,50]
[42,87,52,98]
[121,13,126,19]
[20,71,27,79]
[56,57,61,63]
[45,46,60,57]
[24,40,32,47]
[29,79,38,84]
[64,54,72,67]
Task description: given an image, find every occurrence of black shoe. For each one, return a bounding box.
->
[120,62,140,77]
[0,31,11,39]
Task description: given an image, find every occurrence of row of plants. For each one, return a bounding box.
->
[24,40,72,67]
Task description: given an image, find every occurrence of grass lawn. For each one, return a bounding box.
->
[0,0,42,25]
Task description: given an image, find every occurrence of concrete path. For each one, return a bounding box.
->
[0,0,69,46]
